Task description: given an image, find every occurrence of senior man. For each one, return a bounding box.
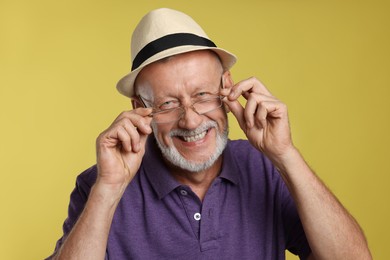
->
[48,8,371,260]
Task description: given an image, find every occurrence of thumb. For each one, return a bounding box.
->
[223,98,247,131]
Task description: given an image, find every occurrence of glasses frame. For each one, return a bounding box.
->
[137,76,225,124]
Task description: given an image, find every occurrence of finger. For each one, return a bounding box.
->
[122,116,154,152]
[219,87,231,97]
[114,108,153,123]
[229,77,274,101]
[222,98,247,131]
[244,96,258,129]
[122,120,142,153]
[139,128,150,149]
[105,115,150,154]
[242,90,277,101]
[116,126,133,152]
[134,116,153,135]
[254,101,285,129]
[254,102,268,129]
[244,93,278,128]
[115,112,153,136]
[134,107,153,117]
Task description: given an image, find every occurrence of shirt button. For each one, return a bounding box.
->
[193,213,201,221]
[180,190,188,196]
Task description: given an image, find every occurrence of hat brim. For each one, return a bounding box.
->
[116,46,237,98]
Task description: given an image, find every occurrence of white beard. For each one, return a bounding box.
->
[152,120,228,173]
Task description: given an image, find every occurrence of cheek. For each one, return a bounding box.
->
[153,123,173,147]
[211,110,228,133]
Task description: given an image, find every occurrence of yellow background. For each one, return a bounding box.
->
[1,0,389,259]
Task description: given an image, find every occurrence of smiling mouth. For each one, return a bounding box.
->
[179,129,209,142]
[170,121,217,143]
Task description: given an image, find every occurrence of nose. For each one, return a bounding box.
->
[177,106,203,129]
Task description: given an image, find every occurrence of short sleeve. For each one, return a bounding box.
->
[279,174,312,259]
[45,165,97,259]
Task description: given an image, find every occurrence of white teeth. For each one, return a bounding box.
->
[182,130,207,142]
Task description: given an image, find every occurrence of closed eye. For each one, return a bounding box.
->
[158,100,180,110]
[195,92,213,99]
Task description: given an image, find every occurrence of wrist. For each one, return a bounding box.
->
[271,146,314,189]
[270,145,300,168]
[271,146,309,177]
[89,180,126,209]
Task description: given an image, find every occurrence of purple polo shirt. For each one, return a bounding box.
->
[49,137,311,259]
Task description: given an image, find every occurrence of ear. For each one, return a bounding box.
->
[222,70,234,89]
[221,70,234,113]
[131,98,144,109]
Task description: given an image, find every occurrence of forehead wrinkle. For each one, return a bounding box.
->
[136,50,223,104]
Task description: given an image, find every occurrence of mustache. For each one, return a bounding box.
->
[169,121,218,137]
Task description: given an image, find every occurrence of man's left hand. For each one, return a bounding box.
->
[222,77,294,162]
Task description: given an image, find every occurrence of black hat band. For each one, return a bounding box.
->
[132,33,217,71]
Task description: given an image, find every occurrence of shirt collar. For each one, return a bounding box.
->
[143,136,181,200]
[219,141,240,185]
[143,136,239,200]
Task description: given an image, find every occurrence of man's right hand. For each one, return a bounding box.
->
[95,108,153,197]
[53,108,153,260]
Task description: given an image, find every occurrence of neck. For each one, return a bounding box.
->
[167,156,222,201]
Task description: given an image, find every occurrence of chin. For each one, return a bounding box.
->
[152,121,229,173]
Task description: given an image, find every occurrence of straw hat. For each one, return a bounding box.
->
[116,8,237,98]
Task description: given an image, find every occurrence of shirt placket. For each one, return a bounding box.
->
[177,186,202,239]
[198,179,220,251]
[176,180,221,252]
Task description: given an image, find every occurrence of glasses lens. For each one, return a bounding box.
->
[152,107,183,124]
[152,97,222,124]
[193,97,222,115]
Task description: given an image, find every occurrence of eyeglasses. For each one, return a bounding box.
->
[136,76,225,124]
[138,94,224,124]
